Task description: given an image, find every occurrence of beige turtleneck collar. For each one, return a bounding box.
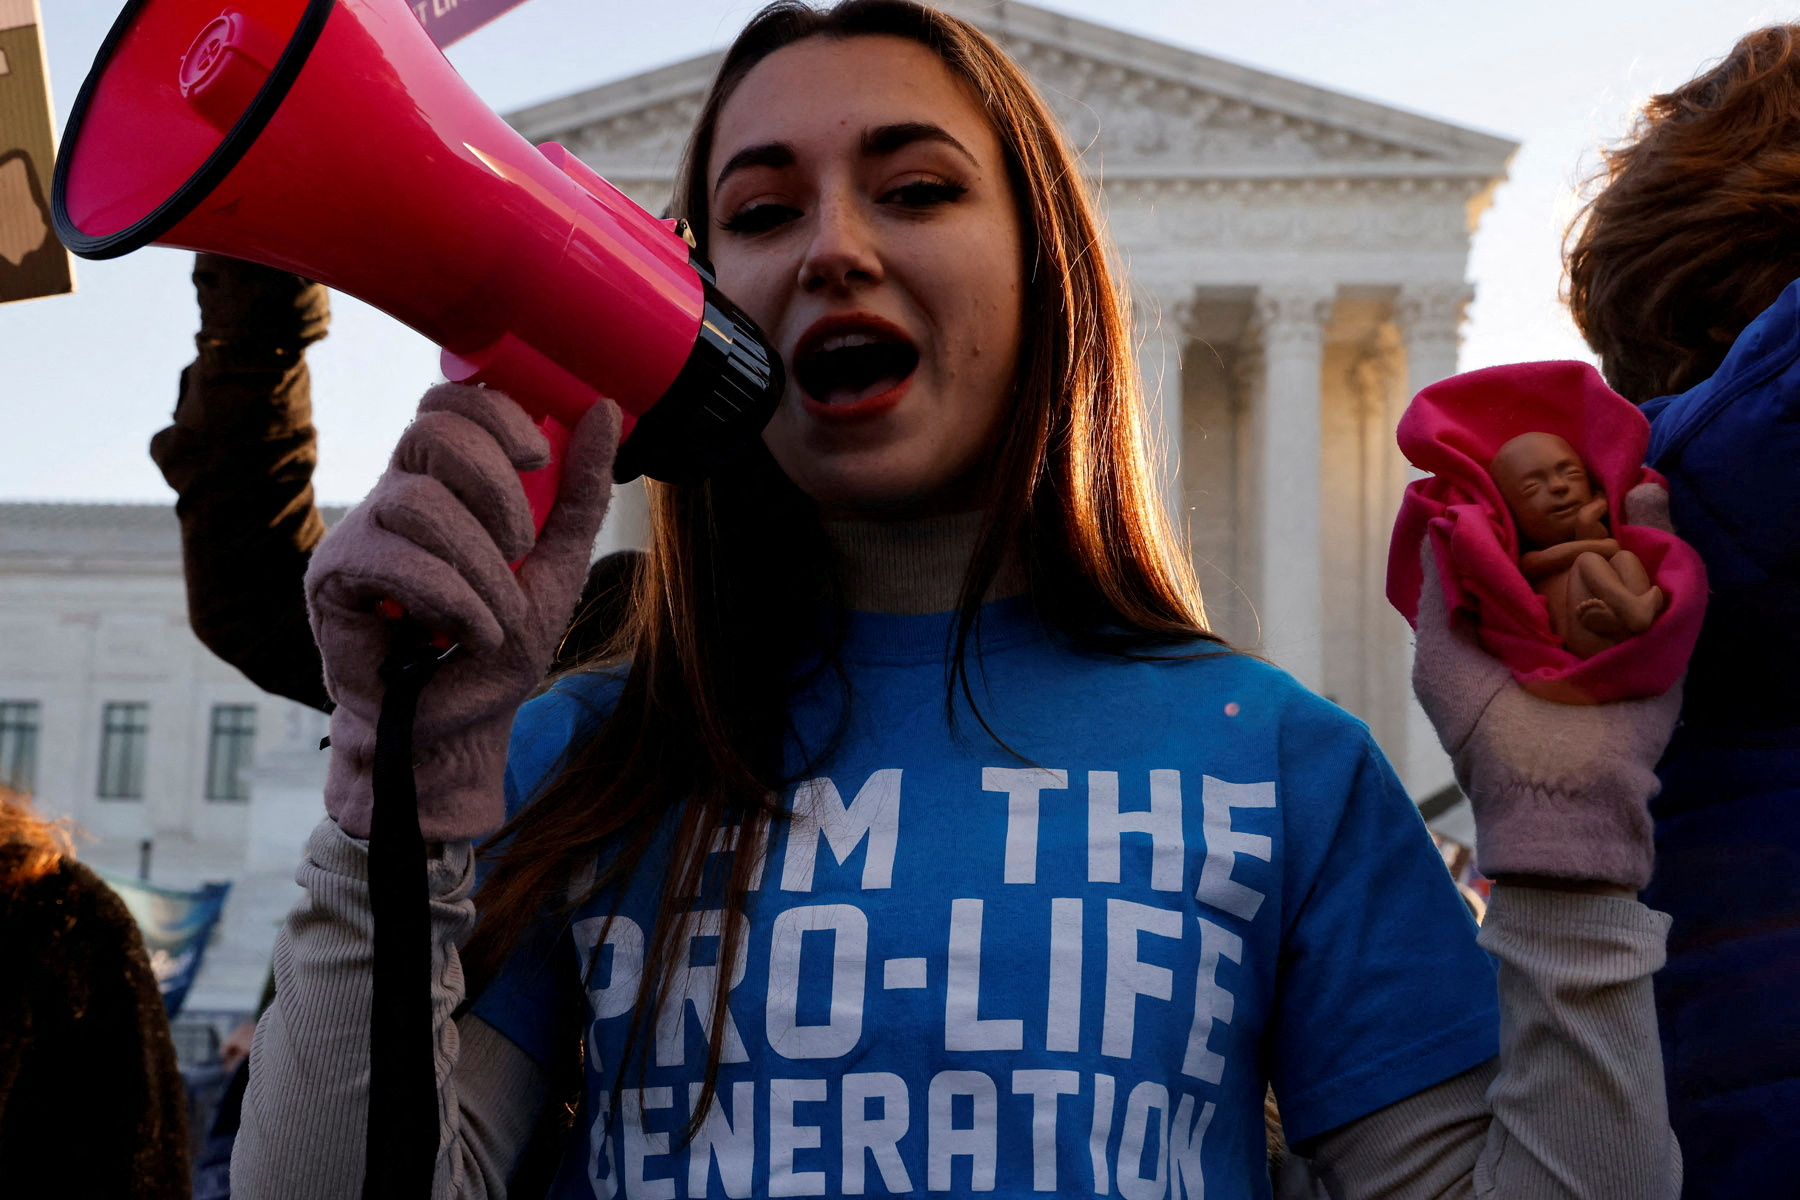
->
[822,510,1029,615]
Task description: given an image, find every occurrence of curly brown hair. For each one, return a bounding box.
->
[1567,25,1800,403]
[0,787,75,889]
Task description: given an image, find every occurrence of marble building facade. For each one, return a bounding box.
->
[0,2,1509,1009]
[0,503,330,1012]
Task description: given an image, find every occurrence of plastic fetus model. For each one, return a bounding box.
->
[1489,432,1666,659]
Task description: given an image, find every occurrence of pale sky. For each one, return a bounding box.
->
[5,0,1791,504]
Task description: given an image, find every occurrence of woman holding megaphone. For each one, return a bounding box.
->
[231,2,1683,1196]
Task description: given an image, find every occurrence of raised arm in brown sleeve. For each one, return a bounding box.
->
[150,253,333,711]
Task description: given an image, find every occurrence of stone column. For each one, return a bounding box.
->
[1251,284,1334,691]
[1393,283,1474,801]
[1346,329,1407,757]
[594,476,651,556]
[1396,283,1473,400]
[1134,282,1195,523]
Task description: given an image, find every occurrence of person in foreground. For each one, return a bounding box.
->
[1565,24,1800,1194]
[236,3,1683,1196]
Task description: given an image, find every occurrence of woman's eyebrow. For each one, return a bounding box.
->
[714,141,795,193]
[862,121,977,165]
[712,123,977,195]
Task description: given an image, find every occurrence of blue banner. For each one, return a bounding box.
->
[100,873,232,1018]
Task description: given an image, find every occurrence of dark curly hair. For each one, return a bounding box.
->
[1567,25,1800,402]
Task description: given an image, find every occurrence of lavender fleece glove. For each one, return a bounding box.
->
[304,384,620,842]
[1412,482,1684,891]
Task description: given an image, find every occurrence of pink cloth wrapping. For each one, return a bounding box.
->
[1387,360,1707,704]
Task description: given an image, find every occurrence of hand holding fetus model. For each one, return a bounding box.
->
[1488,432,1666,659]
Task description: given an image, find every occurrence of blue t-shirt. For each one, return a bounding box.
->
[475,600,1498,1198]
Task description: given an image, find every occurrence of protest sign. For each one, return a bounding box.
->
[0,0,73,304]
[408,0,536,49]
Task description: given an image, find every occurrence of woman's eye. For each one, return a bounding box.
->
[882,180,969,209]
[718,202,802,235]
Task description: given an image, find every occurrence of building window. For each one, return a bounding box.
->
[98,702,149,800]
[205,704,258,802]
[0,701,39,793]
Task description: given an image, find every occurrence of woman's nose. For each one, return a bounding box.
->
[799,196,882,294]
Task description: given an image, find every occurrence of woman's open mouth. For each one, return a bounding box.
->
[793,315,920,420]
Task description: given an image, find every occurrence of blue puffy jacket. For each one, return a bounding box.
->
[1639,277,1800,1197]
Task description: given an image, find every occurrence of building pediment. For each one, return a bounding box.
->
[506,0,1515,190]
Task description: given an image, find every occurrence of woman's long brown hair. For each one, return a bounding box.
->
[1567,25,1800,402]
[462,0,1217,1132]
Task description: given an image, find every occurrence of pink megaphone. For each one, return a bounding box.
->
[54,0,784,518]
